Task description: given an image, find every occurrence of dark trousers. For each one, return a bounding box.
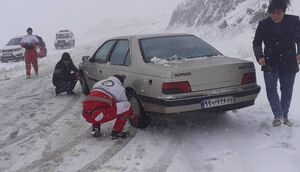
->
[263,70,296,118]
[55,73,77,94]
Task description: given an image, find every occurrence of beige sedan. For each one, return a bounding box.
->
[79,33,260,128]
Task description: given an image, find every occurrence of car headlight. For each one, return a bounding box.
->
[14,48,22,51]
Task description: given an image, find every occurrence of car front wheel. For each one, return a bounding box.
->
[127,91,150,129]
[80,73,90,95]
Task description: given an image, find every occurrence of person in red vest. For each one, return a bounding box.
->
[82,75,136,139]
[20,27,40,79]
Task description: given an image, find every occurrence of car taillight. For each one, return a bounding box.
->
[162,81,191,94]
[241,72,256,85]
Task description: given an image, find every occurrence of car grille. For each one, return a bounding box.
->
[2,55,13,58]
[57,40,66,43]
[2,49,14,53]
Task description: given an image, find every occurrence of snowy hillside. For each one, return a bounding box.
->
[169,0,269,26]
[168,0,299,38]
[1,0,300,172]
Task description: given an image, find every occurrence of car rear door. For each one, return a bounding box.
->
[103,39,131,78]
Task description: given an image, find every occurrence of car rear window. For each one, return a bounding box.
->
[56,33,70,39]
[139,35,221,63]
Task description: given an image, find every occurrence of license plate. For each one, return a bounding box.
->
[201,96,235,108]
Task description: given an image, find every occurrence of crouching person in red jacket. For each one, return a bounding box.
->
[82,75,134,139]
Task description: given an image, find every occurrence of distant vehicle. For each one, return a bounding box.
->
[36,35,47,58]
[0,37,25,62]
[78,33,261,128]
[54,30,75,49]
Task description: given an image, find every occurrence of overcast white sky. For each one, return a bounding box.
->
[0,0,182,46]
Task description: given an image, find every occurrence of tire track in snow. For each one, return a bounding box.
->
[0,71,51,99]
[14,127,136,172]
[77,127,137,172]
[140,119,184,172]
[0,96,81,149]
[145,132,182,172]
[15,130,90,172]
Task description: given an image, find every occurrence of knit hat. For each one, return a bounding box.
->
[62,52,71,61]
[27,27,33,34]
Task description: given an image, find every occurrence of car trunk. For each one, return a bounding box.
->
[167,56,255,92]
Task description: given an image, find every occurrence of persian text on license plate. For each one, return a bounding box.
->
[201,96,235,108]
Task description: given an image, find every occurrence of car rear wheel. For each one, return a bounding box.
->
[127,91,150,129]
[80,73,90,95]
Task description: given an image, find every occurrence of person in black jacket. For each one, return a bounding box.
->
[53,52,80,95]
[253,0,300,127]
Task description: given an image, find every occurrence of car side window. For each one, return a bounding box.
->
[109,40,130,66]
[94,40,116,63]
[124,51,131,66]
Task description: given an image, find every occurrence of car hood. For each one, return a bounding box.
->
[1,45,22,50]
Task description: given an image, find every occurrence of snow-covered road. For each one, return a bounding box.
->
[0,42,300,172]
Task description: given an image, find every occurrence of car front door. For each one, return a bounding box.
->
[83,40,116,88]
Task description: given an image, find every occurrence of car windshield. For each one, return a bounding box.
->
[6,38,22,46]
[56,33,70,39]
[139,35,222,63]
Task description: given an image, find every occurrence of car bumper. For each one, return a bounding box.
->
[55,42,72,48]
[139,85,261,114]
[1,53,24,62]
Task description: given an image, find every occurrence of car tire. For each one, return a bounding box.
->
[127,91,150,129]
[80,73,90,95]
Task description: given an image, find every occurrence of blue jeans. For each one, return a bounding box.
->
[264,70,296,118]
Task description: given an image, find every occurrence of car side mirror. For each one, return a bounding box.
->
[82,56,90,62]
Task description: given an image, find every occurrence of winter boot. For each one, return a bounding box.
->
[111,131,129,139]
[272,117,281,127]
[91,127,102,137]
[283,118,293,127]
[55,87,62,96]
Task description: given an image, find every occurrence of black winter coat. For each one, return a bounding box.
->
[253,14,300,72]
[52,59,79,86]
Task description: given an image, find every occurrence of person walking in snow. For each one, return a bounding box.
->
[52,52,80,95]
[20,27,40,79]
[253,0,300,127]
[82,75,136,139]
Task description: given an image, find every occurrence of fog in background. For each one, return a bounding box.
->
[0,0,181,47]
